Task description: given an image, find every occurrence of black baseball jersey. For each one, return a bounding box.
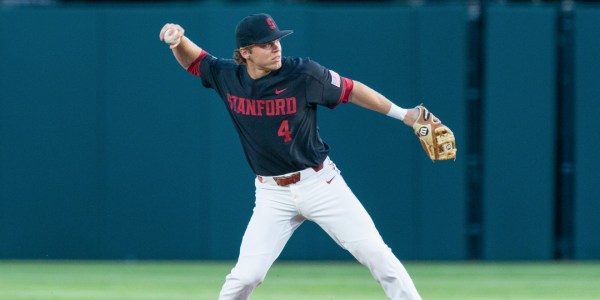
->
[189,50,353,176]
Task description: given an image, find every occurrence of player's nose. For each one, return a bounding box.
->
[271,40,281,51]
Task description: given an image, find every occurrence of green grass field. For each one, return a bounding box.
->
[0,261,598,299]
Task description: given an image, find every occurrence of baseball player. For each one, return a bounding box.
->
[160,13,422,300]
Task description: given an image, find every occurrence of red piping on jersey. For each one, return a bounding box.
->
[337,77,354,105]
[186,50,208,77]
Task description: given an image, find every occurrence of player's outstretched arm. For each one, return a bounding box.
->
[348,80,418,126]
[159,23,203,69]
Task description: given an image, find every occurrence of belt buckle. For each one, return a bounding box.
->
[269,162,324,186]
[274,172,301,186]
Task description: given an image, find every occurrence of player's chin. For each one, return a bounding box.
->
[270,60,282,70]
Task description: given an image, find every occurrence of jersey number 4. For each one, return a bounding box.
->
[278,120,292,143]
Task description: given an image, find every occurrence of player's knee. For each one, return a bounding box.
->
[243,273,265,288]
[229,270,265,289]
[345,240,397,269]
[361,246,393,267]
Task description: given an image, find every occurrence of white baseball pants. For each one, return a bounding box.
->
[218,157,421,300]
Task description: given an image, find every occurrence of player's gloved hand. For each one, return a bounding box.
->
[412,105,457,161]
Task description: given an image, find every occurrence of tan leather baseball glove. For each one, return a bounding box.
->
[412,105,457,161]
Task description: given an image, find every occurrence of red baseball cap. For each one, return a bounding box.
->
[235,13,293,48]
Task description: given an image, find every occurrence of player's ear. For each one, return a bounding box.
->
[240,47,252,59]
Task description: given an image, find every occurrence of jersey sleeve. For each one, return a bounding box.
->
[186,50,208,77]
[191,51,237,89]
[305,60,354,109]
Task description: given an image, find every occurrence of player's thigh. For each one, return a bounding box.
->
[239,183,304,256]
[303,174,381,247]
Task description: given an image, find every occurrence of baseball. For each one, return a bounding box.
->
[164,28,181,45]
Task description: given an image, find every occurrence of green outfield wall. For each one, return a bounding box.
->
[483,6,557,260]
[0,3,598,260]
[574,5,600,260]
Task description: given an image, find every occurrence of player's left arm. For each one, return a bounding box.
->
[348,80,418,126]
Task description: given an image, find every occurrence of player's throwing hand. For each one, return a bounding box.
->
[159,23,185,49]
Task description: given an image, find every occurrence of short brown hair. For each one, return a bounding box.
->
[233,47,252,65]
